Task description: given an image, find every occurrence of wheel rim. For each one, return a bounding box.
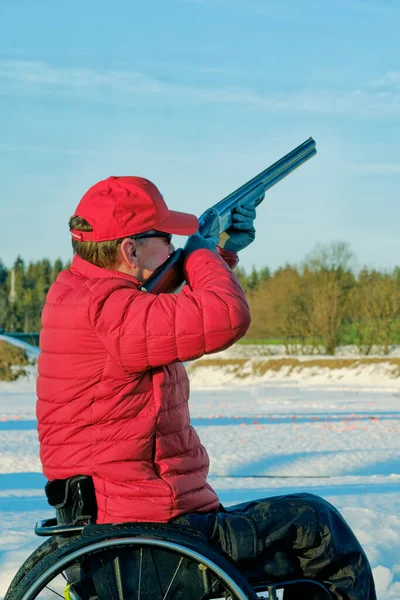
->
[20,538,251,600]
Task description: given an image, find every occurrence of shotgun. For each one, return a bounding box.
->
[141,137,317,294]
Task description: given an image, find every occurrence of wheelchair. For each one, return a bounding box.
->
[5,476,334,600]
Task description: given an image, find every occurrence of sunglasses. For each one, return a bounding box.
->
[134,231,172,244]
[117,231,172,245]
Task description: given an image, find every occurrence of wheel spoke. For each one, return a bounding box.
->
[137,546,143,600]
[100,555,114,598]
[163,556,184,600]
[196,574,225,600]
[113,555,124,600]
[149,547,165,597]
[44,584,65,598]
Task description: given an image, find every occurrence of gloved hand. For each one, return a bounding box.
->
[183,231,219,257]
[218,200,257,253]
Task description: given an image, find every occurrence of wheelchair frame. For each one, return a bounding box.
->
[5,518,334,600]
[5,474,334,600]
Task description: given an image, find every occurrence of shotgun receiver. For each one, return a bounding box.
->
[141,137,317,294]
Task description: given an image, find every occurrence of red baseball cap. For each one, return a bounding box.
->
[70,176,199,242]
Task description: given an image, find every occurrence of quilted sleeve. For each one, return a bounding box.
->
[217,246,239,269]
[89,248,250,373]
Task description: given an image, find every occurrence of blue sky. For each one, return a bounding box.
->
[1,0,399,272]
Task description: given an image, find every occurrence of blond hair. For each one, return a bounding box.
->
[69,216,146,269]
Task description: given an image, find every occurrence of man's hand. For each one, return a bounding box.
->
[184,231,219,257]
[218,200,257,253]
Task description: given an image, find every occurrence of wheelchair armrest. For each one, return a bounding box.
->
[35,518,85,537]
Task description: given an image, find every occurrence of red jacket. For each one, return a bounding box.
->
[37,248,250,523]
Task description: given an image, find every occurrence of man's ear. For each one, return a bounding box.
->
[120,238,138,267]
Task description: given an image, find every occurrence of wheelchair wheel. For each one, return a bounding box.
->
[7,535,258,600]
[4,537,59,600]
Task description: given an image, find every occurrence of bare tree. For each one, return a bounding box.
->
[305,241,354,273]
[302,242,355,355]
[353,269,400,355]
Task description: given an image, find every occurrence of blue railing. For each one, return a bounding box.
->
[0,331,40,347]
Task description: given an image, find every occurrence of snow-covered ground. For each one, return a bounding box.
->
[0,341,399,598]
[187,343,400,391]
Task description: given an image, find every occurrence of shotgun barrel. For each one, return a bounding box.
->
[142,138,317,294]
[198,137,316,238]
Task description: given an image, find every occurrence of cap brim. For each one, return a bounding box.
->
[157,210,199,236]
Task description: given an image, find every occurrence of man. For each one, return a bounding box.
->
[37,175,376,600]
[37,175,252,524]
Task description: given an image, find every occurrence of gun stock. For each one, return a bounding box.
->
[140,249,185,294]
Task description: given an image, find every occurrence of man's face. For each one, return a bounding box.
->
[135,234,174,282]
[116,230,175,282]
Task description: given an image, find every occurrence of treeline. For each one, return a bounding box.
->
[235,242,400,356]
[0,257,67,332]
[1,242,400,355]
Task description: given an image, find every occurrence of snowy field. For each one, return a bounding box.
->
[0,340,399,598]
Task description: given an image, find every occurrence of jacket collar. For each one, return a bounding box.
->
[70,254,141,286]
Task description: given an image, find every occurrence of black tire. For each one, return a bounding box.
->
[4,537,58,600]
[7,535,259,600]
